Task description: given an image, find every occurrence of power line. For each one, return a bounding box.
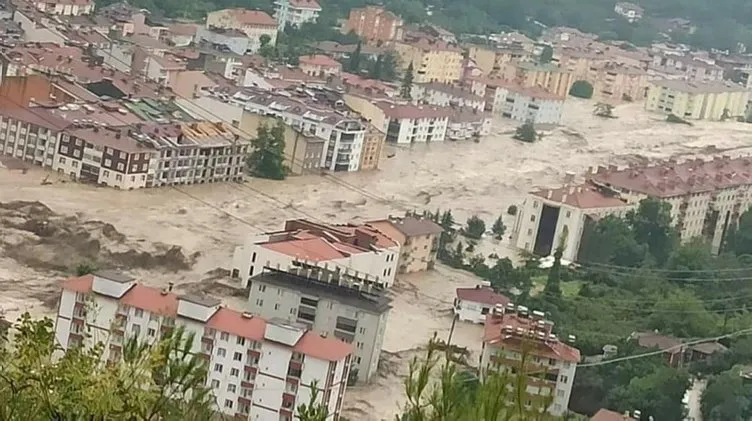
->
[574,265,752,282]
[579,260,752,274]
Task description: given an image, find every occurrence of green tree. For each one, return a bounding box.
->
[401,62,414,100]
[298,380,329,421]
[464,215,486,239]
[348,41,362,73]
[259,34,275,58]
[569,80,594,99]
[514,121,537,142]
[626,197,678,266]
[247,122,288,180]
[701,369,752,421]
[491,216,506,240]
[539,45,554,63]
[75,262,98,276]
[724,209,752,255]
[0,313,215,420]
[607,366,691,421]
[544,245,564,299]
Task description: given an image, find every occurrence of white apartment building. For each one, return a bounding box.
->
[274,0,322,31]
[511,182,634,262]
[411,83,486,112]
[454,282,510,324]
[245,267,392,383]
[32,0,95,16]
[446,107,492,141]
[481,304,580,417]
[205,9,278,51]
[231,219,400,288]
[0,100,65,170]
[55,271,352,420]
[376,102,450,144]
[469,78,565,124]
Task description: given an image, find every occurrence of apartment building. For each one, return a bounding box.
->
[394,37,463,83]
[468,45,532,76]
[590,63,649,102]
[650,54,724,82]
[469,77,565,124]
[360,123,384,170]
[245,267,392,382]
[32,0,95,16]
[589,157,752,253]
[231,218,400,288]
[553,49,610,81]
[368,216,443,273]
[446,107,492,140]
[195,27,252,55]
[345,6,403,43]
[0,99,66,170]
[274,0,321,31]
[645,79,750,120]
[454,282,510,324]
[375,102,450,144]
[205,9,278,49]
[499,62,574,98]
[614,2,643,22]
[481,304,580,416]
[299,55,342,78]
[55,271,352,420]
[411,82,486,112]
[511,182,634,261]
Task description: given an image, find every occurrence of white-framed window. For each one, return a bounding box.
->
[220,332,229,341]
[218,348,226,357]
[224,399,233,409]
[214,363,223,373]
[227,384,236,393]
[135,308,143,318]
[230,368,239,377]
[237,337,245,346]
[147,328,155,337]
[132,324,140,336]
[234,352,242,361]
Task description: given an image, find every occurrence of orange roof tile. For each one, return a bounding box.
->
[456,286,510,306]
[299,54,341,68]
[61,274,93,293]
[226,9,276,27]
[120,284,178,316]
[591,409,631,421]
[261,237,348,261]
[484,313,581,363]
[294,331,352,361]
[206,308,266,340]
[289,0,321,9]
[531,183,630,209]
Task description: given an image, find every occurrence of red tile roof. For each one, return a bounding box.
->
[456,286,510,306]
[531,183,630,209]
[0,99,70,131]
[484,313,581,363]
[120,284,178,316]
[61,274,93,293]
[227,9,276,27]
[294,331,352,361]
[261,237,350,261]
[289,0,321,9]
[206,308,267,341]
[299,54,341,68]
[591,409,631,421]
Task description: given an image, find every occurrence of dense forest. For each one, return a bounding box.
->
[102,0,752,51]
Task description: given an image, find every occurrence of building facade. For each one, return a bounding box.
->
[645,80,750,120]
[274,0,321,31]
[499,62,574,98]
[511,183,634,261]
[394,38,463,83]
[468,45,532,76]
[205,9,278,51]
[411,83,486,112]
[376,102,450,144]
[367,216,443,273]
[231,219,401,288]
[0,99,66,170]
[469,78,565,124]
[299,55,342,78]
[481,305,580,416]
[454,283,510,324]
[55,271,352,420]
[344,6,403,43]
[359,123,384,170]
[196,27,252,55]
[32,0,95,16]
[245,267,392,383]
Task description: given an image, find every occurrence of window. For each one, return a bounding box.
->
[256,299,264,307]
[251,252,256,262]
[135,308,143,318]
[214,363,223,373]
[104,158,111,166]
[258,284,266,292]
[71,161,78,168]
[211,379,220,388]
[224,400,233,409]
[218,348,226,357]
[220,332,229,341]
[132,324,140,335]
[117,162,124,171]
[530,215,536,222]
[230,368,239,377]
[103,170,109,177]
[147,328,155,337]
[527,229,533,235]
[116,174,122,181]
[566,210,571,218]
[275,303,280,310]
[233,351,242,361]
[357,342,363,349]
[75,138,82,146]
[237,337,245,346]
[58,156,66,164]
[556,389,565,397]
[227,384,237,393]
[559,375,568,384]
[359,327,366,334]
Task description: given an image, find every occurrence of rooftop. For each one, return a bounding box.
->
[370,216,443,237]
[484,310,581,363]
[219,8,276,27]
[299,54,341,68]
[591,409,632,421]
[253,268,392,314]
[531,183,630,209]
[456,285,510,306]
[375,102,452,120]
[589,156,752,198]
[288,0,322,10]
[120,284,178,316]
[261,236,357,261]
[417,82,484,102]
[649,79,747,94]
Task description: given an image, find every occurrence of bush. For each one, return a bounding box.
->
[513,121,537,143]
[464,216,486,239]
[569,80,594,99]
[507,205,518,216]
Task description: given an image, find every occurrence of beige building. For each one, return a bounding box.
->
[298,55,342,78]
[205,8,278,48]
[360,123,384,170]
[499,62,574,98]
[645,80,750,120]
[468,45,531,76]
[245,267,392,382]
[242,113,325,175]
[394,37,463,83]
[367,216,443,273]
[590,63,649,102]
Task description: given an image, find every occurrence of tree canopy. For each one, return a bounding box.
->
[247,121,288,180]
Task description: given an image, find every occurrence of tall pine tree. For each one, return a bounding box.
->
[401,62,414,99]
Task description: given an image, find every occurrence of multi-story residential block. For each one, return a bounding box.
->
[468,45,532,76]
[446,107,492,140]
[498,62,574,98]
[243,113,325,174]
[360,123,384,170]
[411,82,486,112]
[205,9,277,50]
[469,77,565,124]
[454,282,510,324]
[274,0,321,31]
[511,182,634,261]
[367,216,443,273]
[614,2,643,22]
[0,98,66,170]
[394,37,463,83]
[231,218,401,288]
[375,102,450,144]
[552,49,610,81]
[196,27,252,55]
[31,0,94,16]
[644,79,750,120]
[590,63,649,102]
[344,6,403,43]
[650,54,724,82]
[245,266,392,382]
[299,55,342,78]
[55,271,353,420]
[481,305,580,417]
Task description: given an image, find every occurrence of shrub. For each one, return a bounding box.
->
[569,80,594,99]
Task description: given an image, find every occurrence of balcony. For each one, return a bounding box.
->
[287,365,302,379]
